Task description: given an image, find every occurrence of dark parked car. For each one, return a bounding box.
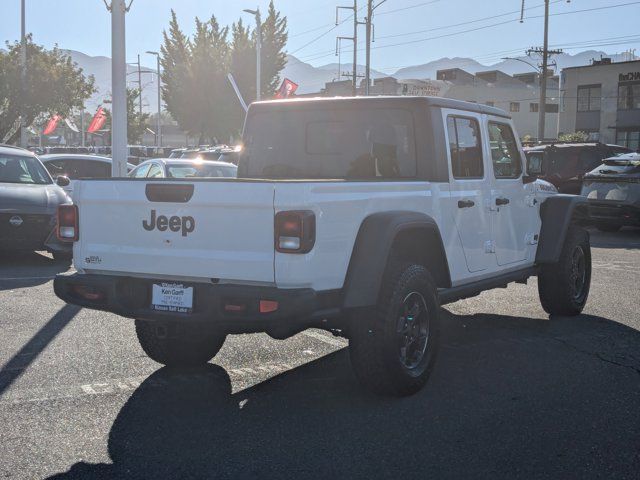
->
[0,145,72,259]
[40,154,135,200]
[524,143,631,194]
[581,152,640,232]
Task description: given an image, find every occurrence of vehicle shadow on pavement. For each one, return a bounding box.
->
[49,312,640,480]
[0,251,71,291]
[0,305,81,397]
[589,227,640,250]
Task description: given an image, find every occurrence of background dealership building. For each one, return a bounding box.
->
[315,68,560,141]
[559,59,640,150]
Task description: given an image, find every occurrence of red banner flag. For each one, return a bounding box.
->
[43,115,61,135]
[87,107,107,133]
[275,78,299,99]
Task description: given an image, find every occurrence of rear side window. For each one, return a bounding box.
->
[446,116,483,179]
[131,163,151,178]
[147,163,164,178]
[243,108,416,179]
[488,122,522,179]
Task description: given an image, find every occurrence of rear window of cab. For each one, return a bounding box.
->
[242,108,417,179]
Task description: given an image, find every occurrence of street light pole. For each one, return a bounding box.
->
[20,0,27,147]
[244,8,261,102]
[146,51,162,150]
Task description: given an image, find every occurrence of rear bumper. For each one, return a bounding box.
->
[53,273,341,336]
[588,202,640,226]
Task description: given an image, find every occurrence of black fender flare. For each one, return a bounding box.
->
[342,211,451,309]
[536,194,590,264]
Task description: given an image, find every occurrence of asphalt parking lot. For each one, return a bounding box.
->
[1,228,639,479]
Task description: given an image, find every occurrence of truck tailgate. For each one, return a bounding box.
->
[74,180,275,283]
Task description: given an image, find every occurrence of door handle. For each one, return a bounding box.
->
[495,197,510,206]
[458,200,475,209]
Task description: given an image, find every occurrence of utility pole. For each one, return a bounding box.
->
[146,51,162,149]
[365,0,373,95]
[336,1,359,96]
[524,0,563,142]
[104,0,130,177]
[137,54,143,116]
[363,0,387,95]
[20,0,27,147]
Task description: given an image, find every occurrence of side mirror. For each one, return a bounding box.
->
[523,174,537,184]
[56,175,70,187]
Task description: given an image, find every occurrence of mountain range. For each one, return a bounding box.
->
[62,49,637,112]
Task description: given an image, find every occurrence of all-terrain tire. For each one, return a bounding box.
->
[596,223,621,233]
[538,226,592,316]
[349,261,440,397]
[135,320,226,367]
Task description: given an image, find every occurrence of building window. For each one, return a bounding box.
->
[509,102,520,112]
[530,103,539,113]
[616,130,640,150]
[618,83,640,110]
[485,101,495,107]
[545,103,559,113]
[577,85,601,111]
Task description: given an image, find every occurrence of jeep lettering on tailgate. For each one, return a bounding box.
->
[143,210,195,237]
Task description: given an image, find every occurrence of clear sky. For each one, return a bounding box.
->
[2,0,640,72]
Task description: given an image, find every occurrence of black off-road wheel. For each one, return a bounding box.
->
[135,320,227,367]
[538,226,592,316]
[348,262,440,397]
[51,250,73,262]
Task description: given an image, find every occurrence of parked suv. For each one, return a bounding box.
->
[524,143,631,194]
[54,97,592,396]
[581,152,640,231]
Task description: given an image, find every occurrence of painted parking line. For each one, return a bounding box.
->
[0,276,57,282]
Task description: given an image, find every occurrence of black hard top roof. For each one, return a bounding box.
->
[251,95,511,119]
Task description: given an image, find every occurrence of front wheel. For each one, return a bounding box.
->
[538,226,592,316]
[135,320,226,367]
[349,262,440,397]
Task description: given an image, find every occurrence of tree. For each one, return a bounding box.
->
[189,15,230,143]
[103,88,150,144]
[260,1,288,97]
[0,36,95,142]
[160,10,193,139]
[160,3,289,143]
[558,131,589,142]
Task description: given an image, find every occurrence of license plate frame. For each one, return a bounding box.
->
[151,282,194,314]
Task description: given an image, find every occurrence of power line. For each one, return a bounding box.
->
[288,1,640,71]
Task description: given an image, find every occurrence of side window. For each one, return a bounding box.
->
[147,163,164,178]
[446,115,483,179]
[488,122,522,179]
[81,161,112,178]
[131,163,151,178]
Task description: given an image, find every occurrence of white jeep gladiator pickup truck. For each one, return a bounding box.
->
[54,96,592,396]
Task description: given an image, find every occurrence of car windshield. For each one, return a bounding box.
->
[167,163,237,178]
[0,154,52,185]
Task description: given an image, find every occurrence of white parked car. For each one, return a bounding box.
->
[40,154,134,199]
[54,97,592,396]
[129,158,237,179]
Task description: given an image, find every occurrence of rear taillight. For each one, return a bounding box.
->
[275,210,315,254]
[57,205,79,242]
